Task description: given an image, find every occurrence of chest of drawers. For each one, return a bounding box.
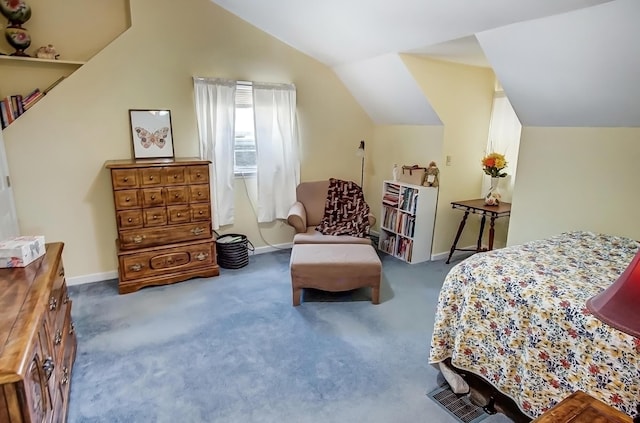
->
[105,158,220,294]
[0,243,77,423]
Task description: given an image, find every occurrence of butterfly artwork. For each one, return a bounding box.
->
[134,127,170,149]
[129,109,174,159]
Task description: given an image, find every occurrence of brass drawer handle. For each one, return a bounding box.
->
[198,211,203,215]
[151,195,156,200]
[153,215,158,220]
[128,218,133,222]
[125,197,131,202]
[54,330,62,345]
[196,172,201,177]
[123,177,129,182]
[191,227,205,235]
[173,174,178,179]
[197,192,202,197]
[196,252,208,261]
[42,357,54,380]
[61,366,69,385]
[149,175,154,180]
[132,235,145,243]
[49,296,57,311]
[175,194,180,198]
[129,263,143,272]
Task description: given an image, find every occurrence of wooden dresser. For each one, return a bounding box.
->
[0,243,77,423]
[532,390,633,423]
[105,158,220,294]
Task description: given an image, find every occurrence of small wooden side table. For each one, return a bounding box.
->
[532,391,633,423]
[445,199,511,264]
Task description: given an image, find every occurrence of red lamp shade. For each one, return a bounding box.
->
[587,249,640,338]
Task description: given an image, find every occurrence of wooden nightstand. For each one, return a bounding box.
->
[532,391,632,422]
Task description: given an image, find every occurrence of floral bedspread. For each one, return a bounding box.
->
[429,231,640,418]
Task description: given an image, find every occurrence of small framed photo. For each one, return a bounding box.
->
[129,109,174,159]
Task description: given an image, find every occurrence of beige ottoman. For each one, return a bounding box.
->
[290,244,381,306]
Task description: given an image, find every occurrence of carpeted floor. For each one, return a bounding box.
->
[67,249,515,423]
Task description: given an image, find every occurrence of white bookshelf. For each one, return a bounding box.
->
[378,180,438,263]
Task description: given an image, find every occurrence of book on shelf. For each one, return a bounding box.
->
[23,91,45,110]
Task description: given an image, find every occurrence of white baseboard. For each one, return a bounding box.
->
[67,270,118,286]
[431,245,476,262]
[252,242,293,255]
[66,242,294,286]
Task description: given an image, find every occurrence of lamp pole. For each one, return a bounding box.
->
[357,140,365,189]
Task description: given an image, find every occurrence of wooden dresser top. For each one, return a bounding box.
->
[533,390,632,423]
[105,157,210,169]
[0,243,63,382]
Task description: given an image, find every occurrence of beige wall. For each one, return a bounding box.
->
[401,55,497,257]
[508,127,640,245]
[368,124,443,225]
[3,0,371,281]
[0,0,130,98]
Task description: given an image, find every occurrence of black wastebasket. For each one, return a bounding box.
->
[215,233,254,269]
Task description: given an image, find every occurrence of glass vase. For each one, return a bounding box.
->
[484,177,502,206]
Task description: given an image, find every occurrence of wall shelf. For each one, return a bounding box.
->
[0,55,86,66]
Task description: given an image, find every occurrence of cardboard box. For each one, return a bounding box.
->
[0,236,46,268]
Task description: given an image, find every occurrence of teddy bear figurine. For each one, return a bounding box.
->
[422,161,440,187]
[35,44,59,60]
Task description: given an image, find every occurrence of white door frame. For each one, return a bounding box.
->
[0,130,19,240]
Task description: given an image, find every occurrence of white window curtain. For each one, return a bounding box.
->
[193,77,236,229]
[482,91,522,203]
[253,83,300,223]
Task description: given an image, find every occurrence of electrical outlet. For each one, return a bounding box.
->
[446,155,452,166]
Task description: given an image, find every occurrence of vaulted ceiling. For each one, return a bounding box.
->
[210,0,640,127]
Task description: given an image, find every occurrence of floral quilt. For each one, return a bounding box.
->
[430,231,640,419]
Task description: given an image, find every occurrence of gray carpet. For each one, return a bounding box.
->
[67,249,514,423]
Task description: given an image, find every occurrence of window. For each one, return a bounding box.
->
[234,83,256,175]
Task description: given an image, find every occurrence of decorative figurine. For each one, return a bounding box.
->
[35,44,59,60]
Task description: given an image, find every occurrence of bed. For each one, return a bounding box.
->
[429,231,640,419]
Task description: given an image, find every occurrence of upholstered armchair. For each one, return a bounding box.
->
[287,180,376,245]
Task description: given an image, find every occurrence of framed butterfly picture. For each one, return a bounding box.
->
[129,109,175,159]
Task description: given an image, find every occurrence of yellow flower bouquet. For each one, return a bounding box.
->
[481,152,508,178]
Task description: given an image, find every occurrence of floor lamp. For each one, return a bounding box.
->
[586,249,640,423]
[356,140,365,189]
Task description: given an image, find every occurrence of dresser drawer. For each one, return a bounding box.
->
[168,205,191,224]
[113,189,141,210]
[142,188,165,207]
[164,166,186,185]
[143,207,167,227]
[166,186,189,205]
[117,210,143,229]
[188,165,210,184]
[111,169,139,189]
[118,241,215,281]
[119,222,213,250]
[189,184,210,203]
[191,204,211,221]
[140,168,163,186]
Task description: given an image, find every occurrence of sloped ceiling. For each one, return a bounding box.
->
[477,0,640,127]
[209,0,640,127]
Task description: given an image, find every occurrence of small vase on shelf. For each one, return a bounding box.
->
[484,177,502,206]
[392,164,399,182]
[1,0,32,57]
